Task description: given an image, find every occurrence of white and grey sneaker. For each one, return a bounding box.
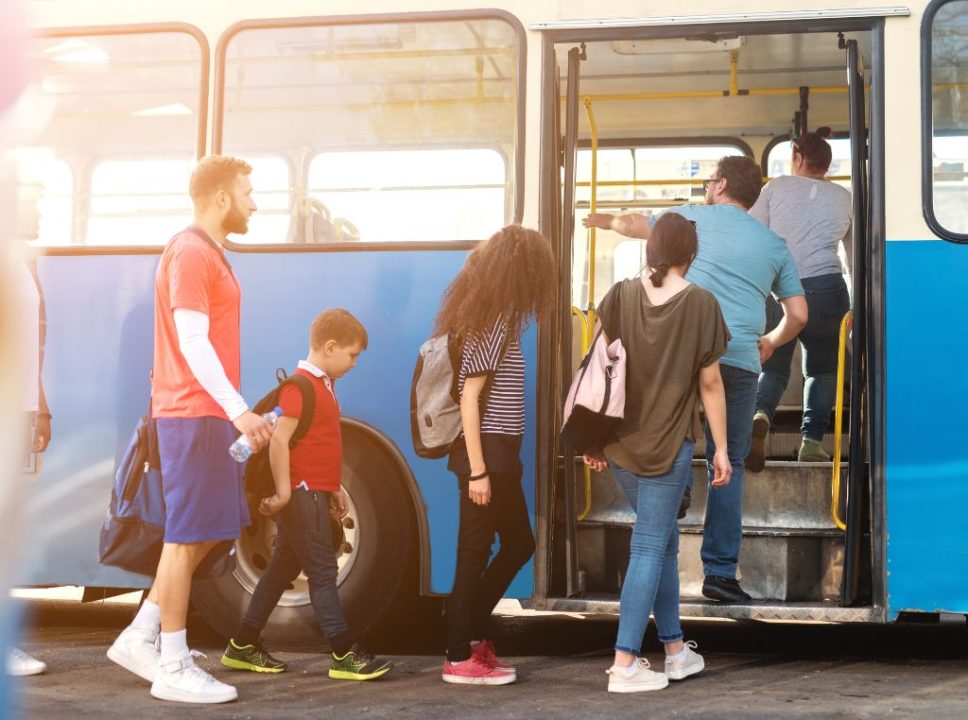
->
[150,654,237,704]
[7,648,46,676]
[107,626,160,682]
[606,657,669,693]
[665,640,705,680]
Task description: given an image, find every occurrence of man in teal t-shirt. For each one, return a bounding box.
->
[584,156,807,603]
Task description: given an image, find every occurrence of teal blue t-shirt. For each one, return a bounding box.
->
[650,204,802,374]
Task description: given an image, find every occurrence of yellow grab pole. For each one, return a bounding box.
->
[571,307,594,522]
[575,97,601,522]
[830,311,852,531]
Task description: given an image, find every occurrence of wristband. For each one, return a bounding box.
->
[36,412,52,420]
[468,470,489,481]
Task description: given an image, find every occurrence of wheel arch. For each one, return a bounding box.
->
[340,417,432,596]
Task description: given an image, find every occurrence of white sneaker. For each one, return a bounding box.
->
[606,657,669,693]
[665,640,705,680]
[150,654,237,704]
[107,626,160,682]
[7,648,46,676]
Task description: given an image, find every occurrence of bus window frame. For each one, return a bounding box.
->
[921,0,968,243]
[760,130,851,177]
[32,23,210,255]
[211,9,527,253]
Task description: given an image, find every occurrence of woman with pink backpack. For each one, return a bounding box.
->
[582,213,732,693]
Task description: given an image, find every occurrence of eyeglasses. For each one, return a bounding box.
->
[703,177,722,192]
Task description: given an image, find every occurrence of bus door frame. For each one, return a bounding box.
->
[535,14,891,618]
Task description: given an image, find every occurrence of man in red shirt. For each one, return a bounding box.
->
[107,155,272,704]
[220,309,392,682]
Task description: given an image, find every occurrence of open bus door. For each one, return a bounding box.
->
[842,36,874,607]
[557,44,584,599]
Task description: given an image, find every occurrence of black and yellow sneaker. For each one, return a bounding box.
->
[220,638,288,673]
[329,646,393,681]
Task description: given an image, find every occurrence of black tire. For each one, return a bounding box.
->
[191,426,415,649]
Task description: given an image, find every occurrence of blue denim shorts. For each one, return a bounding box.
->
[156,416,250,544]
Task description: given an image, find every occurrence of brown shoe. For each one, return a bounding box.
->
[745,412,770,472]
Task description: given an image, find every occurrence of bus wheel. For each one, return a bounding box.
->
[191,429,415,649]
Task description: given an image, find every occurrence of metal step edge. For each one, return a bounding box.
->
[578,520,843,538]
[537,596,875,622]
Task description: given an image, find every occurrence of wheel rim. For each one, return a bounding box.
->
[232,489,360,608]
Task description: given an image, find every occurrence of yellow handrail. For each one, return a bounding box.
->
[830,311,852,531]
[571,307,594,521]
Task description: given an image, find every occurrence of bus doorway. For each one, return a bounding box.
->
[540,18,883,622]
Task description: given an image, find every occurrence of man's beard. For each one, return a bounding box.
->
[222,198,249,235]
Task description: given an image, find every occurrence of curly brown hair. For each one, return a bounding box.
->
[434,225,556,342]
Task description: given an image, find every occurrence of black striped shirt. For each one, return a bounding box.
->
[457,321,525,437]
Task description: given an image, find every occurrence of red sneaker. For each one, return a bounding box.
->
[472,640,516,673]
[441,654,515,685]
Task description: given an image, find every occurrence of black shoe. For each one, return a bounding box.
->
[677,485,691,520]
[702,575,753,603]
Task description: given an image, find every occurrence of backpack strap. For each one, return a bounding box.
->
[281,374,317,450]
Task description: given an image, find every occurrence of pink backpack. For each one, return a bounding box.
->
[560,328,627,454]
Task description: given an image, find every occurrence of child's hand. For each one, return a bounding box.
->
[330,488,349,520]
[259,493,290,516]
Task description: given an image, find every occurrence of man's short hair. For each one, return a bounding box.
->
[310,308,368,351]
[717,156,764,209]
[189,155,252,205]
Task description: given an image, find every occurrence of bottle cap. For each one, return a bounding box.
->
[273,406,283,416]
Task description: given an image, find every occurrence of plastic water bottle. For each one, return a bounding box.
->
[228,406,282,462]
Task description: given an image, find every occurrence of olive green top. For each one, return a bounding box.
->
[598,278,730,476]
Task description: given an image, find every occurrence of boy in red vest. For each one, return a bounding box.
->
[221,309,392,681]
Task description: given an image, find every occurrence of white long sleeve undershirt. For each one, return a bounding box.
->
[173,308,248,421]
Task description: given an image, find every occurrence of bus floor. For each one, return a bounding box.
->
[9,595,968,720]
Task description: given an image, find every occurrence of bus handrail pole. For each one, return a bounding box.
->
[571,307,593,521]
[831,311,852,531]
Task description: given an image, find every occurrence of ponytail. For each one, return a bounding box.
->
[649,263,670,287]
[794,126,834,174]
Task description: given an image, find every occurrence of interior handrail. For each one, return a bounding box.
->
[831,311,853,532]
[571,306,594,522]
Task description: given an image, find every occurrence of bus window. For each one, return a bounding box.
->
[11,149,72,246]
[766,137,853,191]
[27,30,206,247]
[88,158,194,246]
[573,143,747,308]
[307,148,505,243]
[926,0,968,237]
[217,17,521,243]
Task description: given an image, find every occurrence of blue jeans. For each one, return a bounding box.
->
[756,273,851,441]
[701,363,758,580]
[611,441,693,654]
[241,487,352,649]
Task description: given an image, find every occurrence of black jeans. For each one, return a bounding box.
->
[241,488,353,649]
[446,470,535,661]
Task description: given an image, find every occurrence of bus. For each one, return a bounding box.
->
[9,0,967,643]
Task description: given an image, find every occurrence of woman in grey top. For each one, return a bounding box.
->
[747,127,852,468]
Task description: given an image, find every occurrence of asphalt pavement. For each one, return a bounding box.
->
[10,595,968,720]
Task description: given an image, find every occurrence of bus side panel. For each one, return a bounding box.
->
[21,249,537,598]
[230,250,537,599]
[884,239,968,618]
[19,255,157,589]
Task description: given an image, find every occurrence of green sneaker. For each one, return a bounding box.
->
[329,646,393,681]
[798,438,831,462]
[221,638,288,673]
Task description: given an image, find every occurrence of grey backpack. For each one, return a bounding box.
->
[410,333,464,458]
[409,330,510,459]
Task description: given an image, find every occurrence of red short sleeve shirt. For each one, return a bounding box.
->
[152,228,241,419]
[278,366,342,491]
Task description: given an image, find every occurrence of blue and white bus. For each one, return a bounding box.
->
[9,0,968,642]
